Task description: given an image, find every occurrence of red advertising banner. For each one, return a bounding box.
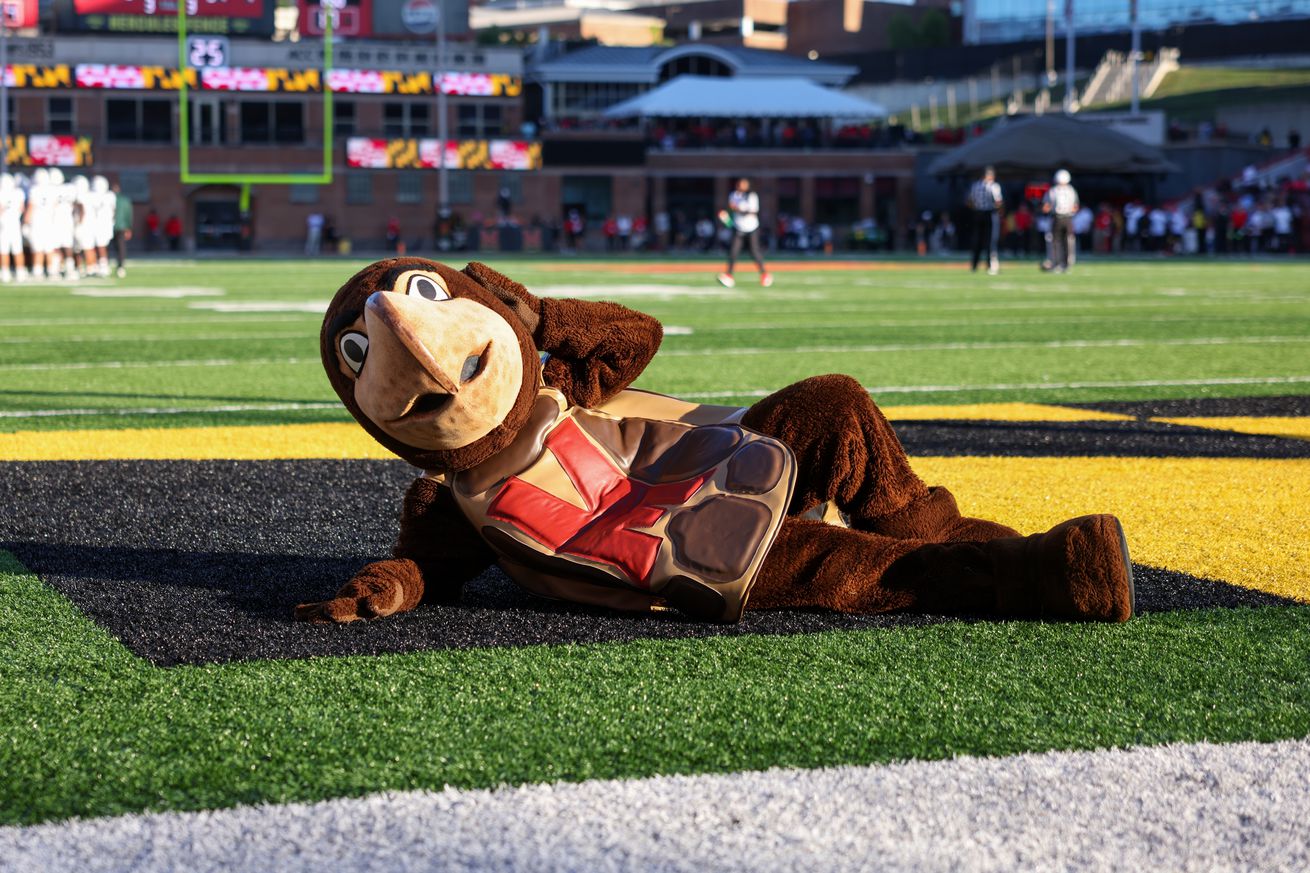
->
[73,0,264,17]
[5,135,94,167]
[1,0,38,27]
[17,64,522,96]
[346,137,541,171]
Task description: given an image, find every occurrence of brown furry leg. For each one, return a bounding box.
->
[862,486,1021,543]
[750,515,1134,621]
[741,374,1018,542]
[741,374,928,522]
[749,518,926,613]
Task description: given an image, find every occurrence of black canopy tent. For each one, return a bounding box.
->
[927,114,1179,178]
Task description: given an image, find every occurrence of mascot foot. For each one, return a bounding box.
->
[888,514,1134,621]
[991,514,1135,621]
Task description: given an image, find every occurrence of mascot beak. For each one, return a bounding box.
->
[351,285,527,452]
[365,291,462,396]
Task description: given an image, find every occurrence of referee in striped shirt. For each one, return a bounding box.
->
[1042,169,1080,273]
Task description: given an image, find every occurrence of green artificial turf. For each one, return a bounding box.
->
[3,551,1308,826]
[1,259,1308,431]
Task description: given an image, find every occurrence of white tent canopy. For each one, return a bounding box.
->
[602,75,886,120]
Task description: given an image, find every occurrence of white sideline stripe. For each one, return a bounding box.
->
[4,376,1308,416]
[0,332,308,345]
[0,312,1279,330]
[534,284,737,298]
[7,356,312,372]
[189,301,329,313]
[2,738,1306,873]
[70,287,224,298]
[0,315,318,327]
[660,335,1310,357]
[713,294,1308,325]
[0,402,339,419]
[680,374,1310,400]
[9,335,1302,372]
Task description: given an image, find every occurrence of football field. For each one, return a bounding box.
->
[1,256,1308,870]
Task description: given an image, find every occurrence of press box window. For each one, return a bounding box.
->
[383,102,430,138]
[395,170,423,204]
[47,97,74,135]
[447,170,473,205]
[107,98,173,143]
[333,100,356,137]
[456,103,502,138]
[241,101,305,145]
[118,170,150,203]
[346,172,373,205]
[289,184,320,204]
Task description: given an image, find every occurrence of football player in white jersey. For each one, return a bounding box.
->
[50,168,79,279]
[92,176,115,277]
[25,168,54,280]
[72,175,99,278]
[0,173,29,282]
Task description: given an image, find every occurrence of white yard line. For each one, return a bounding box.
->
[659,335,1310,357]
[4,375,1307,418]
[5,357,312,372]
[0,315,318,328]
[0,402,339,419]
[679,374,1310,400]
[0,333,309,345]
[2,737,1305,873]
[712,294,1309,325]
[7,336,1302,371]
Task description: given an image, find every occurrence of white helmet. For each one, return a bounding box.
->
[73,175,90,194]
[48,167,65,185]
[93,175,109,194]
[0,173,12,192]
[33,168,49,186]
[1054,169,1071,185]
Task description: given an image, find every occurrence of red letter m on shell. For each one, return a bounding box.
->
[487,420,709,587]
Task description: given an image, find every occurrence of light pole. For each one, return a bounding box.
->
[1,2,9,175]
[1130,0,1141,114]
[436,2,448,213]
[1064,0,1075,112]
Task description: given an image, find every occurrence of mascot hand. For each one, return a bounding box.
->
[294,558,426,623]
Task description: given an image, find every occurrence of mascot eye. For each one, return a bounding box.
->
[339,331,369,374]
[407,274,450,302]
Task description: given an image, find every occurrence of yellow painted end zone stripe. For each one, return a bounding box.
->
[0,404,1137,461]
[0,423,397,461]
[1153,416,1310,441]
[915,456,1310,604]
[884,403,1133,422]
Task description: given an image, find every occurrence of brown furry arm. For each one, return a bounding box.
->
[536,298,663,408]
[294,477,494,623]
[460,261,663,408]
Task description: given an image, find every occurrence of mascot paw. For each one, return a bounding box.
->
[293,564,418,623]
[294,598,373,624]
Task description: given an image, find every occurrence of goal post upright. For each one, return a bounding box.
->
[176,3,334,188]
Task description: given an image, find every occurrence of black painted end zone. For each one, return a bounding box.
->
[0,459,1292,667]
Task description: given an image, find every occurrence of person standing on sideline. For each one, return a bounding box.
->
[717,177,772,288]
[111,181,132,277]
[1042,169,1080,272]
[305,212,324,255]
[967,165,1003,274]
[164,214,183,252]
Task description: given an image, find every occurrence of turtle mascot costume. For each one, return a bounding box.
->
[297,258,1134,624]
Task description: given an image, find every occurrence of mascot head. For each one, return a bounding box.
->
[321,257,542,473]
